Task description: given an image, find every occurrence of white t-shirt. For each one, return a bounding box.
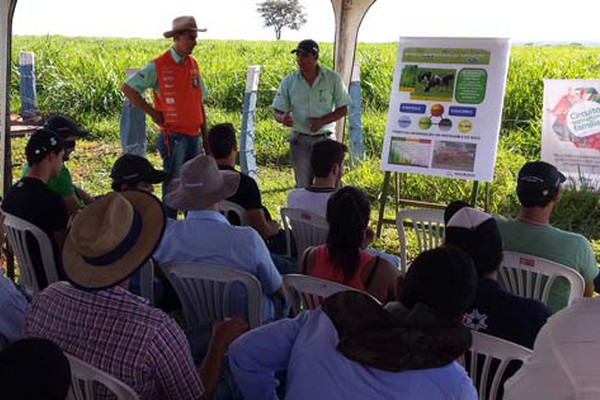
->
[504,297,600,399]
[286,187,335,218]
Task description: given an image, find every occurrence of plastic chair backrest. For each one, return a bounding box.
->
[498,251,585,307]
[138,258,154,306]
[396,208,445,274]
[464,331,532,400]
[283,274,361,315]
[2,212,58,296]
[66,353,140,400]
[218,200,249,226]
[280,208,328,258]
[161,261,263,329]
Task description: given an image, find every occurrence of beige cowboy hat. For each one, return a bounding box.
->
[63,191,165,290]
[163,16,207,38]
[165,155,240,211]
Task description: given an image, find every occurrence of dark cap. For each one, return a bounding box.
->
[291,39,319,54]
[44,115,89,138]
[111,154,167,185]
[517,161,566,207]
[25,129,64,161]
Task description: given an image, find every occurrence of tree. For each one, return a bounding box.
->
[256,0,307,40]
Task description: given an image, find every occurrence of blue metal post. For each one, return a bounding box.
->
[240,65,260,181]
[19,51,36,118]
[348,64,365,165]
[120,68,147,156]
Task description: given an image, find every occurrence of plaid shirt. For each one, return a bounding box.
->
[24,282,203,400]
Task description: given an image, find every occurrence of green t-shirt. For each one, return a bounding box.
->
[22,164,74,197]
[497,218,599,313]
[272,66,350,135]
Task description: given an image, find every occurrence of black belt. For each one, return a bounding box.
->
[297,132,333,138]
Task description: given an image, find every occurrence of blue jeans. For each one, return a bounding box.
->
[120,101,147,156]
[289,131,335,188]
[157,132,201,219]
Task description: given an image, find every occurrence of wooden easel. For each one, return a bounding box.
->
[375,171,488,238]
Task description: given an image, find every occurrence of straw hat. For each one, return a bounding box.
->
[62,191,165,290]
[163,16,207,38]
[165,155,240,211]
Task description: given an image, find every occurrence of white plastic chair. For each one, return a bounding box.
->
[284,274,361,315]
[280,208,329,258]
[161,261,263,329]
[464,331,533,400]
[138,258,155,306]
[66,353,139,400]
[219,200,249,226]
[498,251,585,307]
[2,212,59,296]
[396,208,445,273]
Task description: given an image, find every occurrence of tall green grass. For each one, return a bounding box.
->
[9,36,600,245]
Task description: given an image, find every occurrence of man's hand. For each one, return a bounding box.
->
[211,316,249,351]
[308,116,325,133]
[149,108,164,126]
[282,109,294,127]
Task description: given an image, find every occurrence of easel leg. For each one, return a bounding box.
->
[376,171,391,238]
[470,180,480,206]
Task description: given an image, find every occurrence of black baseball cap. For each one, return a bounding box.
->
[517,161,566,207]
[291,39,319,54]
[25,129,64,160]
[111,154,167,185]
[44,115,89,139]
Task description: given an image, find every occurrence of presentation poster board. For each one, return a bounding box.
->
[380,37,510,182]
[542,79,600,183]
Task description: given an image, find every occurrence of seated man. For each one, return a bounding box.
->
[208,123,279,240]
[504,296,600,399]
[24,190,247,399]
[110,153,169,301]
[23,115,94,216]
[154,155,288,322]
[110,153,168,194]
[229,247,479,399]
[445,202,550,349]
[0,338,71,400]
[286,139,347,217]
[496,160,598,312]
[2,129,68,289]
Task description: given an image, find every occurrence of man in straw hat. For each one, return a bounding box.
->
[121,15,209,219]
[24,190,248,399]
[154,155,289,322]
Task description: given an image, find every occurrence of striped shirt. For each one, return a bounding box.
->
[24,282,203,400]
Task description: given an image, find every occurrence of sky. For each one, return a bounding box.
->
[10,0,600,44]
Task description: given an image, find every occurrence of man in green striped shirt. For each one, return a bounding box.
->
[272,39,349,188]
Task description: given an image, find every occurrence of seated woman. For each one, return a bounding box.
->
[299,186,400,303]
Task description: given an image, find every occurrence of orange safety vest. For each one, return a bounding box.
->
[153,50,204,136]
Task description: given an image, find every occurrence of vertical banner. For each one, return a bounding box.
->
[542,79,600,182]
[380,37,510,182]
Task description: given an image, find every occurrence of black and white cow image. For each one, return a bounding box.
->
[418,71,454,92]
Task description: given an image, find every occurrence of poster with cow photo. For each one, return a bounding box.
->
[542,79,600,185]
[380,37,510,182]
